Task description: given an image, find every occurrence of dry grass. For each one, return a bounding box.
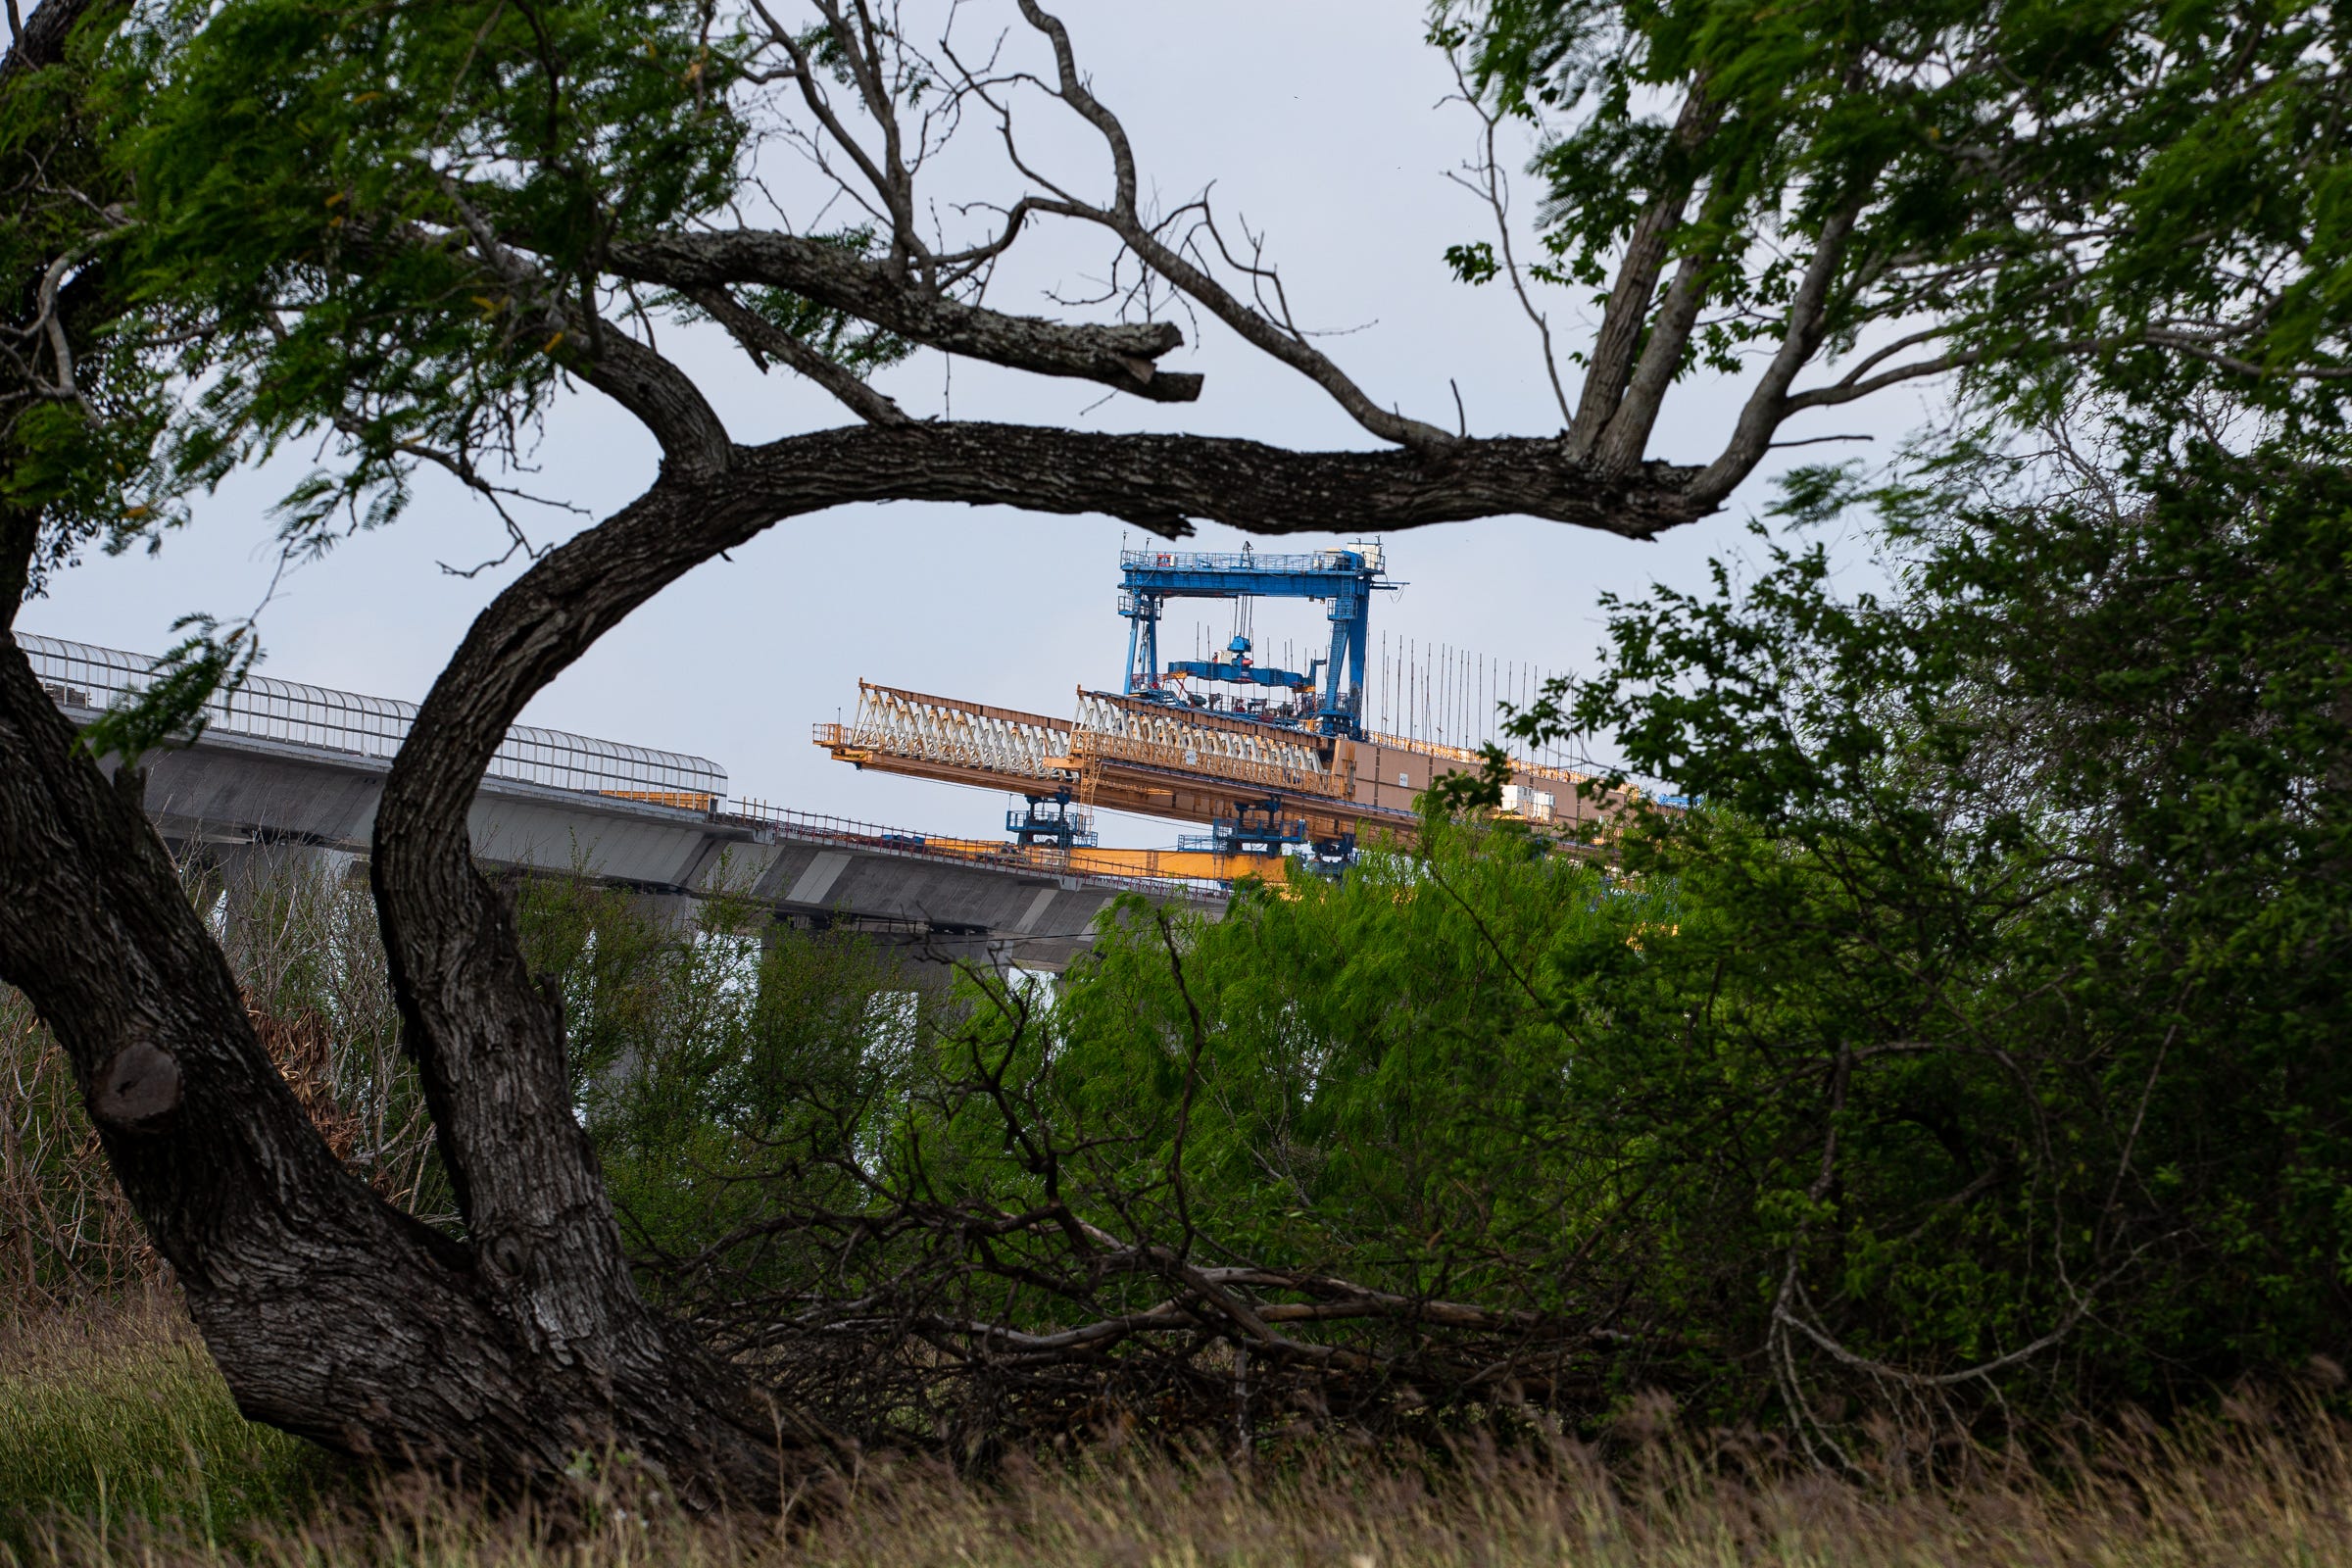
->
[7,1298,2352,1567]
[0,993,151,1306]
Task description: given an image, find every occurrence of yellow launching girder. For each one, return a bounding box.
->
[813,680,1635,845]
[1063,845,1294,883]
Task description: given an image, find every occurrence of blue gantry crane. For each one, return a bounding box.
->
[1118,542,1397,738]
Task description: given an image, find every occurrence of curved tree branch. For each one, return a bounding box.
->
[436,185,735,476]
[605,230,1202,404]
[364,414,1699,1497]
[365,414,1703,1475]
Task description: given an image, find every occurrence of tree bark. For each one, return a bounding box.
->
[0,0,93,87]
[1564,85,1719,462]
[1,0,1711,1494]
[607,231,1204,404]
[0,0,821,1508]
[358,418,1706,1498]
[0,580,816,1508]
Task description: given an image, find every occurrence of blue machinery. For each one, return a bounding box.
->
[1008,789,1098,851]
[823,544,1632,879]
[1119,545,1397,740]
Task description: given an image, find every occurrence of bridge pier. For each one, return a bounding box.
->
[207,840,349,956]
[878,933,1015,997]
[758,913,1016,999]
[626,891,704,938]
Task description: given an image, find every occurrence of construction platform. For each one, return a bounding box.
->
[814,544,1646,860]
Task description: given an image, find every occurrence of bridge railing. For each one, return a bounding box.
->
[16,632,727,806]
[725,798,1228,895]
[1118,547,1373,574]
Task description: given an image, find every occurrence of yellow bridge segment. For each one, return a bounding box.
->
[862,833,1295,885]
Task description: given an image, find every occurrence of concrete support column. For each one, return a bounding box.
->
[215,840,348,982]
[883,933,1016,999]
[625,892,703,939]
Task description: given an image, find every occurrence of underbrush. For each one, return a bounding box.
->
[9,1298,2352,1567]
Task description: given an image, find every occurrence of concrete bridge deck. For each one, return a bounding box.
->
[22,632,1224,975]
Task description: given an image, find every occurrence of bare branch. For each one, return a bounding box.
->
[1784,351,1977,412]
[607,229,1203,403]
[748,2,914,257]
[816,0,921,270]
[2144,330,2352,381]
[1442,51,1570,426]
[686,282,910,426]
[30,248,90,414]
[1003,1,1454,452]
[438,180,734,475]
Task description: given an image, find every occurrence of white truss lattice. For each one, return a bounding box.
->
[825,684,1358,803]
[1070,693,1337,796]
[841,684,1077,782]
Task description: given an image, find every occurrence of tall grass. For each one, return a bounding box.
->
[8,1297,2352,1568]
[0,991,148,1305]
[0,1296,337,1552]
[212,853,441,1215]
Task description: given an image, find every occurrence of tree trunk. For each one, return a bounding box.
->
[0,556,814,1507]
[1,4,815,1498]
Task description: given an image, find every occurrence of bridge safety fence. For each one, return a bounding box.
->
[17,632,727,807]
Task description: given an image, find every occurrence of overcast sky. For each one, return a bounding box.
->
[19,1,1931,847]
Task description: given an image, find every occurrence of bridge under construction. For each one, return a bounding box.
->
[19,544,1637,974]
[815,545,1634,880]
[17,631,1223,981]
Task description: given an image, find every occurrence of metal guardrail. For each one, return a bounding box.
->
[17,631,728,805]
[728,800,958,852]
[1119,548,1373,574]
[725,798,1229,896]
[1358,727,1598,791]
